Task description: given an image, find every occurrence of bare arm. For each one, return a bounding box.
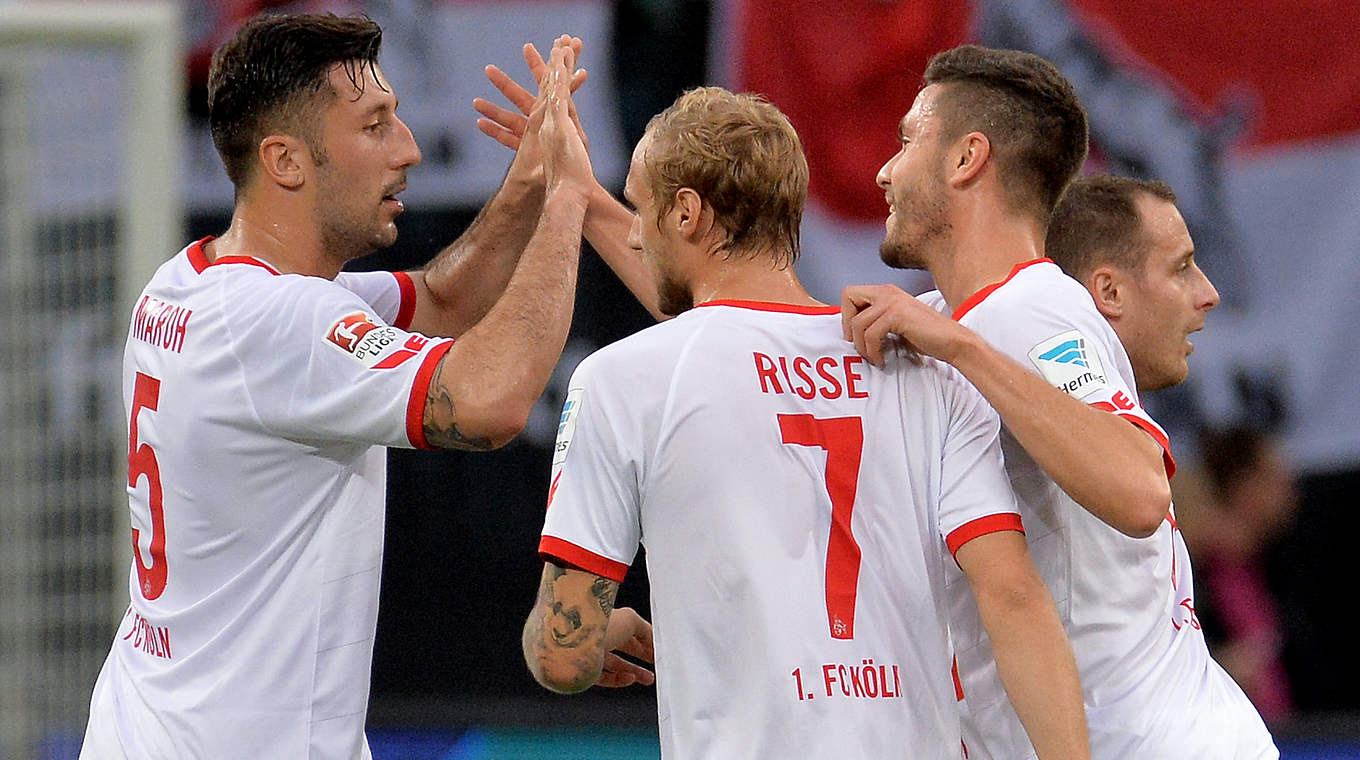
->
[522,562,655,693]
[419,43,587,450]
[956,531,1090,760]
[403,177,542,339]
[402,38,587,339]
[843,284,1171,537]
[473,42,664,320]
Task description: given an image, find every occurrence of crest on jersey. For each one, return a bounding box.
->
[1027,330,1110,399]
[552,388,585,467]
[325,312,427,370]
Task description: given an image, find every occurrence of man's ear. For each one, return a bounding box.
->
[672,187,715,243]
[947,131,991,187]
[257,134,309,190]
[1088,266,1125,320]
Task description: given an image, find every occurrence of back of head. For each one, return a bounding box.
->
[208,13,383,192]
[642,87,809,267]
[1047,174,1178,280]
[923,45,1088,223]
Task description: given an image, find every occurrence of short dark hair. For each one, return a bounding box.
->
[923,45,1089,222]
[1046,174,1178,280]
[208,13,383,191]
[643,87,809,267]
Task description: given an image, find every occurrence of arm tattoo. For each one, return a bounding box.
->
[423,355,494,451]
[524,563,620,692]
[591,576,616,615]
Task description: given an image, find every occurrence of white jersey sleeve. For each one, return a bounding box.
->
[934,362,1023,554]
[954,262,1175,476]
[334,269,418,330]
[538,353,641,581]
[226,273,452,450]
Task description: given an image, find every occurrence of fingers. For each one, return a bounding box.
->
[615,613,655,664]
[597,652,655,688]
[484,64,536,116]
[841,285,899,367]
[475,117,521,150]
[473,96,527,132]
[841,286,871,341]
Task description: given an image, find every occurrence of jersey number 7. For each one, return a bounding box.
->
[778,414,864,640]
[129,372,168,600]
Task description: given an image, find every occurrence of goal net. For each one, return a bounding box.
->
[0,3,180,757]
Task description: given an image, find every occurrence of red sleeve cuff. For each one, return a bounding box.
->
[1090,402,1177,479]
[946,513,1025,556]
[539,535,629,583]
[404,340,454,449]
[392,271,417,330]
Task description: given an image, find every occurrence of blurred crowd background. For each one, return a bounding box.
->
[2,0,1358,757]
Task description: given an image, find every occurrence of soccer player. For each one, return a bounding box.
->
[1048,173,1280,743]
[842,48,1278,758]
[81,16,597,760]
[519,86,1088,759]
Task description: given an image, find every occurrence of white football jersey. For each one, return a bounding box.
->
[923,260,1276,759]
[540,300,1022,760]
[81,239,452,760]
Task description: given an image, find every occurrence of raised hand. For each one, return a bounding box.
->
[536,41,594,198]
[475,37,589,153]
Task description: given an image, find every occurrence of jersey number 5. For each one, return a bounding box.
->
[129,372,168,600]
[778,414,864,640]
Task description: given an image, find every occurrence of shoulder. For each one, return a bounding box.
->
[916,289,949,314]
[963,261,1111,342]
[571,317,695,386]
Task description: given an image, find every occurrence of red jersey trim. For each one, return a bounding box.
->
[187,237,214,273]
[404,340,454,449]
[695,299,840,315]
[539,535,629,583]
[946,513,1025,556]
[1089,402,1178,479]
[951,259,1053,322]
[187,236,281,275]
[392,271,417,330]
[952,656,965,701]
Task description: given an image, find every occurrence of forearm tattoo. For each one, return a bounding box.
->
[524,563,619,691]
[422,356,494,451]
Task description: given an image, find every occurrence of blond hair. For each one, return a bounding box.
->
[642,87,809,266]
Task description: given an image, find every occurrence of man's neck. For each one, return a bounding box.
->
[206,198,341,279]
[690,251,822,308]
[931,212,1046,313]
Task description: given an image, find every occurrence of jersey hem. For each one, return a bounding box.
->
[538,536,629,582]
[695,299,840,315]
[187,236,281,275]
[392,272,417,330]
[951,259,1053,321]
[1090,402,1177,478]
[405,340,454,449]
[945,513,1025,555]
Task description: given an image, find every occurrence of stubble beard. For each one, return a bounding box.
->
[316,198,394,264]
[656,271,695,317]
[880,173,950,271]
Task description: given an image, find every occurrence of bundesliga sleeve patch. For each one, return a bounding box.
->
[552,388,584,466]
[324,311,429,370]
[1026,330,1110,399]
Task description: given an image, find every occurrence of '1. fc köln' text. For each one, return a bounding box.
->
[790,659,902,701]
[122,609,173,660]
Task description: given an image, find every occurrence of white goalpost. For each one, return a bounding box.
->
[0,3,180,756]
